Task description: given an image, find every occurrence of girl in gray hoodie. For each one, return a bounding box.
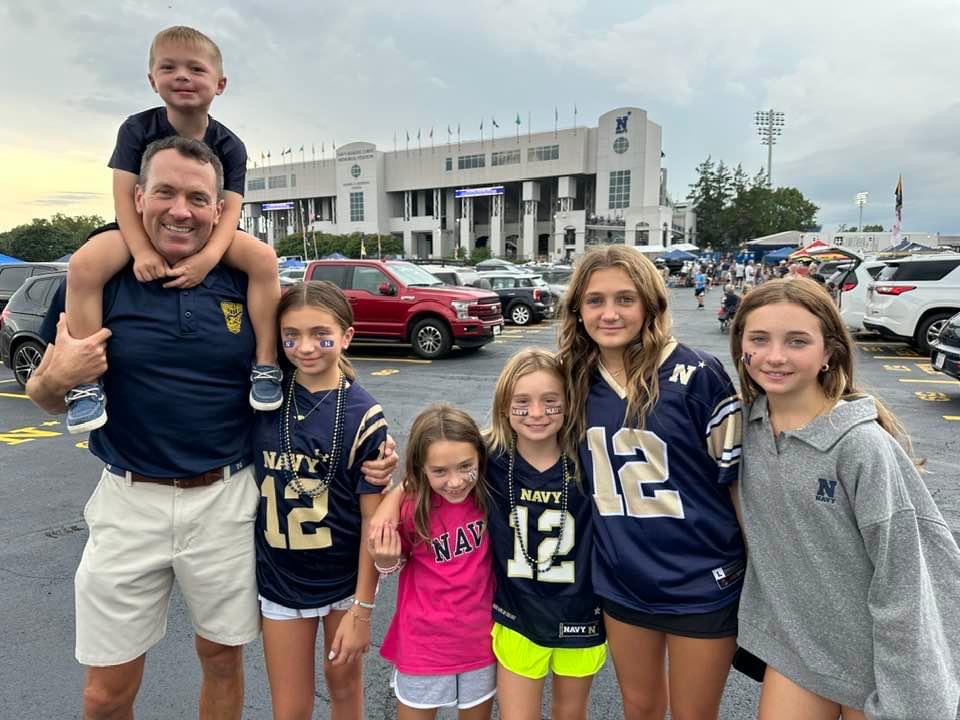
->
[729,277,960,720]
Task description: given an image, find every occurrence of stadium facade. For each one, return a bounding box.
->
[241,106,696,260]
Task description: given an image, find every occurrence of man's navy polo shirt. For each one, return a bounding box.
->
[109,107,247,196]
[41,264,255,477]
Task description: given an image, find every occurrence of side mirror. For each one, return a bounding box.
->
[378,282,396,296]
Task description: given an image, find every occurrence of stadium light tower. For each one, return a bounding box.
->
[754,109,785,187]
[855,191,869,231]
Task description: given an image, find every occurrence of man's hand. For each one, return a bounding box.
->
[26,314,111,414]
[163,249,218,289]
[132,247,171,283]
[361,435,399,488]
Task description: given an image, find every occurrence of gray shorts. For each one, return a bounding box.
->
[391,664,497,710]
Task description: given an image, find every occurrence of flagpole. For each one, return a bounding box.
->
[528,111,531,141]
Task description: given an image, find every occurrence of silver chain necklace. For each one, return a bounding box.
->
[292,384,336,422]
[506,434,570,574]
[282,370,346,498]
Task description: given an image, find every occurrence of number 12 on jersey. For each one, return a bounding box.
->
[587,426,685,519]
[507,506,576,583]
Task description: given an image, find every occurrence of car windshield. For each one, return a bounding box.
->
[387,262,443,286]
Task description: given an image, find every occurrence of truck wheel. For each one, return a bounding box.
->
[915,312,952,353]
[12,339,44,389]
[411,318,452,359]
[509,303,533,326]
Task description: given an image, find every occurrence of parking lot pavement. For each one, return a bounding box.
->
[1,286,957,719]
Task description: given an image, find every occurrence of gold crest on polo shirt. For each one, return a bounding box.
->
[220,301,244,334]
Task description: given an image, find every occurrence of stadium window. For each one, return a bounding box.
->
[492,149,520,167]
[457,153,486,170]
[291,174,296,187]
[350,191,365,222]
[609,170,631,209]
[247,177,266,191]
[268,175,287,189]
[445,157,453,171]
[527,144,560,162]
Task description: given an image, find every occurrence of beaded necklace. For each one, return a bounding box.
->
[506,434,570,574]
[282,370,347,498]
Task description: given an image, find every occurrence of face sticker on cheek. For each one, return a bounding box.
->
[544,404,564,416]
[319,339,335,349]
[510,407,529,416]
[742,352,753,366]
[465,467,478,485]
[282,339,297,349]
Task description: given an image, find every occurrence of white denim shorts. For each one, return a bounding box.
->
[391,663,497,710]
[259,594,354,621]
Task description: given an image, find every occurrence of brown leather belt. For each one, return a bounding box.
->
[130,468,225,489]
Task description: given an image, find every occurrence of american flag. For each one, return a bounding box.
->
[891,174,903,243]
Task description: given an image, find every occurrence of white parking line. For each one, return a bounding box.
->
[0,378,19,384]
[349,356,432,364]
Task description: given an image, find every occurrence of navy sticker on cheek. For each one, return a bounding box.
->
[544,405,564,416]
[511,407,529,416]
[742,352,753,366]
[319,339,335,349]
[282,339,296,349]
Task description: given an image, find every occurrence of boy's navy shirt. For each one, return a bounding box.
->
[109,107,247,196]
[40,264,255,477]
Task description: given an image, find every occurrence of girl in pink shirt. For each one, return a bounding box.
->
[372,405,496,719]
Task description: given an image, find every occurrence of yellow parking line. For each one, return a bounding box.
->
[897,379,960,385]
[0,392,29,399]
[944,416,960,421]
[856,340,910,346]
[872,355,922,360]
[349,356,431,364]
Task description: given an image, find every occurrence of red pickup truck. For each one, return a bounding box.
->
[303,259,504,359]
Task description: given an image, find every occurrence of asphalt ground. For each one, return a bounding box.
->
[1,286,957,719]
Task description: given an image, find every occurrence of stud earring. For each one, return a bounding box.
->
[821,363,830,372]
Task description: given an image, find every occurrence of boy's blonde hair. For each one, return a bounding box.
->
[149,26,223,76]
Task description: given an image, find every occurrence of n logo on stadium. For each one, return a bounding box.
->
[668,363,697,386]
[816,478,838,504]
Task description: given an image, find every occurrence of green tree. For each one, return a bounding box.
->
[861,223,884,232]
[0,213,107,261]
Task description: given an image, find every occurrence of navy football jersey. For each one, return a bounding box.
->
[487,449,604,647]
[254,380,387,608]
[580,340,744,614]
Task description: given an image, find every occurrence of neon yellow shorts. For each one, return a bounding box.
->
[491,623,607,680]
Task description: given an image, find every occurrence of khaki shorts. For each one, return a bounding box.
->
[75,465,260,666]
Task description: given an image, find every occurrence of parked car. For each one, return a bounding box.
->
[0,262,67,311]
[279,266,306,282]
[419,265,481,288]
[0,271,65,388]
[929,310,960,382]
[862,253,960,352]
[303,259,503,359]
[821,258,887,333]
[471,272,555,326]
[475,258,526,274]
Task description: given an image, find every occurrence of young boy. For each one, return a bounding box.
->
[694,268,708,308]
[64,26,281,433]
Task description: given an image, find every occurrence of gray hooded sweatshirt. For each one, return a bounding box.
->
[739,395,960,720]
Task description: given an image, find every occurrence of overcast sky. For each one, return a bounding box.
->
[2,0,958,235]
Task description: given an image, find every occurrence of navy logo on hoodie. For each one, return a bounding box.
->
[816,479,838,504]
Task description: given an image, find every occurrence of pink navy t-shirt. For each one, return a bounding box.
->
[380,492,495,674]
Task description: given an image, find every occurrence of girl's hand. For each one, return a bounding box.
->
[368,489,403,543]
[360,435,399,486]
[163,249,218,289]
[369,523,402,567]
[131,248,171,283]
[328,608,371,666]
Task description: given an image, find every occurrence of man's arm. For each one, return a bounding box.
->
[26,314,112,414]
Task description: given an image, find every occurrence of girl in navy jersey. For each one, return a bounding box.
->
[556,245,744,720]
[254,281,387,720]
[730,278,960,720]
[371,405,497,720]
[485,349,606,720]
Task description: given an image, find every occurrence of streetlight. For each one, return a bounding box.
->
[454,218,462,259]
[855,192,869,232]
[754,109,785,187]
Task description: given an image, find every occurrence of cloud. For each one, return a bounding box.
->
[29,192,107,206]
[429,76,448,90]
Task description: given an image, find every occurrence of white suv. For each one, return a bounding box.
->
[862,253,960,352]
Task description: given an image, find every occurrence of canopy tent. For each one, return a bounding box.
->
[56,253,73,262]
[279,257,306,268]
[668,243,700,253]
[661,249,698,261]
[0,253,24,264]
[763,246,794,264]
[788,239,829,259]
[878,238,941,255]
[323,252,347,259]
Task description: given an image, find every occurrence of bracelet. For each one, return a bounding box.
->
[349,607,371,623]
[374,558,404,575]
[353,598,376,610]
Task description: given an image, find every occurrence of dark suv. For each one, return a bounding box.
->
[304,259,503,359]
[0,271,65,388]
[0,262,67,311]
[471,272,555,325]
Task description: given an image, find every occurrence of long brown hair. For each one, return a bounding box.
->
[730,277,913,454]
[404,405,489,543]
[277,281,356,381]
[557,246,673,450]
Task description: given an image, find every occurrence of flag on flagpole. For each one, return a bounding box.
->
[891,174,903,244]
[429,127,434,153]
[405,130,410,153]
[515,112,521,144]
[360,235,367,258]
[457,123,461,149]
[417,128,422,154]
[492,117,500,128]
[447,125,452,147]
[573,104,578,135]
[554,106,559,137]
